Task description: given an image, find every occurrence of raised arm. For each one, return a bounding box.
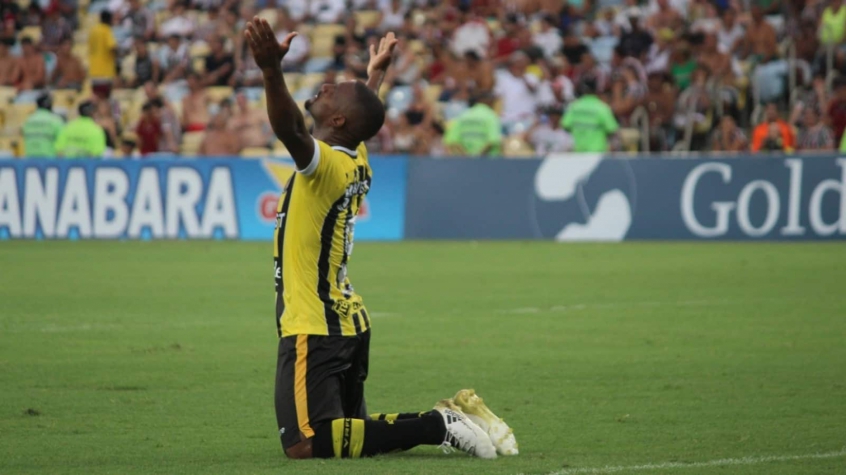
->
[365,32,399,94]
[244,18,314,169]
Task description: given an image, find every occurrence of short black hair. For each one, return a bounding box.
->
[150,97,164,108]
[21,36,33,45]
[101,11,112,24]
[349,81,385,141]
[78,100,96,117]
[142,102,153,112]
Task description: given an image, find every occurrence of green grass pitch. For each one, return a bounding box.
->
[1,241,845,475]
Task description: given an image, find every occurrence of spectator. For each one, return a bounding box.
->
[95,99,120,152]
[117,132,140,158]
[709,115,748,152]
[669,42,696,90]
[494,14,522,62]
[643,72,677,150]
[158,34,189,84]
[464,50,494,93]
[818,0,846,46]
[828,78,846,144]
[532,14,562,59]
[182,72,210,132]
[18,36,46,91]
[618,13,653,59]
[228,93,272,149]
[149,97,178,153]
[22,93,64,158]
[160,1,195,39]
[198,111,241,156]
[561,76,619,152]
[796,107,835,151]
[390,37,424,86]
[527,106,573,154]
[55,101,107,158]
[494,51,539,127]
[88,11,117,97]
[135,101,163,156]
[645,28,674,74]
[716,8,744,55]
[451,8,490,58]
[609,66,646,125]
[203,35,235,86]
[790,72,827,126]
[699,33,732,83]
[674,65,713,150]
[0,39,22,86]
[741,5,778,62]
[592,7,620,37]
[309,0,345,24]
[647,0,684,32]
[378,0,407,32]
[751,103,795,152]
[195,7,225,44]
[41,2,72,53]
[130,36,159,87]
[120,0,155,44]
[443,92,502,156]
[404,83,434,128]
[50,38,85,90]
[276,9,310,72]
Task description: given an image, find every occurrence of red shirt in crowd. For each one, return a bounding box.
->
[828,99,846,142]
[135,116,162,156]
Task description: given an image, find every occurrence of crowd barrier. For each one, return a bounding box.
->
[1,154,844,241]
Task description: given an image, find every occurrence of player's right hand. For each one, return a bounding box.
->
[244,17,297,73]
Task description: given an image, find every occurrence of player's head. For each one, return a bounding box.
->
[577,75,598,96]
[305,80,385,142]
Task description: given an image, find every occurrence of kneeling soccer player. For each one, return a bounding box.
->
[244,20,518,459]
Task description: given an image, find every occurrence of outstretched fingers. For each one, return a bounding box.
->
[280,31,298,49]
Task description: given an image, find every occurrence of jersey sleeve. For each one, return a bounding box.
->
[298,138,346,191]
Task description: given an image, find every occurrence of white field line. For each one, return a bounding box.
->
[497,300,736,315]
[532,448,846,475]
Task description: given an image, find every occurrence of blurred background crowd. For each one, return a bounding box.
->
[2,0,846,158]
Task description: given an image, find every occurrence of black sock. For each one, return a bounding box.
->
[312,412,446,458]
[369,410,433,422]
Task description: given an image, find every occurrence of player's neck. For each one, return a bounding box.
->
[313,128,359,151]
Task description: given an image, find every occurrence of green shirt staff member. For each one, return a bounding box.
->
[22,93,65,158]
[55,100,107,158]
[561,76,619,153]
[443,92,503,156]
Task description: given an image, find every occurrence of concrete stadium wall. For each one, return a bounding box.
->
[1,154,845,241]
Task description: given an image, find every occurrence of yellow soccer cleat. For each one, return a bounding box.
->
[433,399,497,459]
[452,389,519,455]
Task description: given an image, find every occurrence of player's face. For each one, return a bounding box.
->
[305,81,356,128]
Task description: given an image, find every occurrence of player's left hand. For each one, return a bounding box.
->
[367,32,399,78]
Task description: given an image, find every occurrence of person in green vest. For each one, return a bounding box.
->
[819,0,846,46]
[561,76,619,153]
[55,100,107,158]
[443,92,503,157]
[22,93,65,158]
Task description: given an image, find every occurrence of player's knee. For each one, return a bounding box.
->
[284,439,314,459]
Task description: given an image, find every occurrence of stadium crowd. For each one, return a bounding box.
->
[3,0,846,157]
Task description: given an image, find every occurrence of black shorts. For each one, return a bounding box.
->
[275,331,370,450]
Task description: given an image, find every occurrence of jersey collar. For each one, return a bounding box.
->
[331,145,358,157]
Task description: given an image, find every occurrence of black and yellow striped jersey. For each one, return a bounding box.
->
[273,138,372,338]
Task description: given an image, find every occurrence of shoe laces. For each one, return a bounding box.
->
[438,441,455,454]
